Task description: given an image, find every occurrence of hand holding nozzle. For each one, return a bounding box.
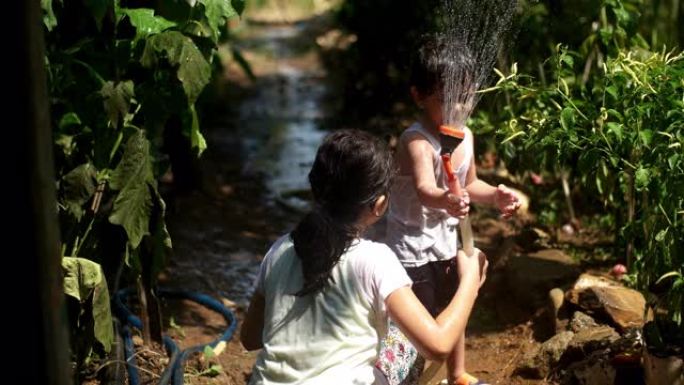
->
[438,124,475,257]
[438,124,468,208]
[445,189,470,219]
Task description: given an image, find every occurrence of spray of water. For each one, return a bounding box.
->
[438,0,517,128]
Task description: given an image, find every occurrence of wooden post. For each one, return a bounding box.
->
[11,1,72,384]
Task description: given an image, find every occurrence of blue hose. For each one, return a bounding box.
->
[113,288,238,385]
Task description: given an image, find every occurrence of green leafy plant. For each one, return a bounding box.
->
[62,257,113,377]
[42,0,245,375]
[481,0,683,330]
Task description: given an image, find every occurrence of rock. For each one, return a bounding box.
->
[506,249,580,306]
[569,311,599,333]
[561,351,617,385]
[566,274,619,303]
[517,331,575,379]
[566,274,646,331]
[564,326,620,361]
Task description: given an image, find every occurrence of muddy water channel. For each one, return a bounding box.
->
[165,17,332,309]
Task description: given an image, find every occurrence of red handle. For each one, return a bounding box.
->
[441,154,462,197]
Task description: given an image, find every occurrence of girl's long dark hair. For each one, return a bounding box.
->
[292,129,394,296]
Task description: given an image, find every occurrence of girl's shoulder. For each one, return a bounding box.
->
[347,239,411,305]
[346,239,404,280]
[260,234,294,268]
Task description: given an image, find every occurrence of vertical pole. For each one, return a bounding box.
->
[12,1,72,384]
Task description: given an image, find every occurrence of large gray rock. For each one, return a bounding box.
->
[506,249,580,306]
[566,274,646,331]
[517,331,575,379]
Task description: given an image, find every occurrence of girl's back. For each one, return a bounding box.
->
[250,235,409,385]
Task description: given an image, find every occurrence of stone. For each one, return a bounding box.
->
[564,326,620,361]
[506,249,580,306]
[569,311,599,333]
[566,274,646,331]
[517,331,575,379]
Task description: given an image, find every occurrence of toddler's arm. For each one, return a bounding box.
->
[404,134,469,218]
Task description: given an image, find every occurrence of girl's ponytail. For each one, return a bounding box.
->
[292,208,356,296]
[292,129,394,296]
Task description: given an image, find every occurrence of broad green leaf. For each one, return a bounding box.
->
[639,129,654,147]
[606,109,623,121]
[561,53,574,68]
[183,20,214,39]
[654,229,668,242]
[59,112,82,129]
[101,80,135,129]
[108,130,154,248]
[141,31,211,103]
[198,0,237,41]
[606,122,623,141]
[121,8,177,41]
[203,345,216,359]
[635,167,650,190]
[560,108,575,130]
[62,163,97,220]
[41,0,58,31]
[62,257,113,352]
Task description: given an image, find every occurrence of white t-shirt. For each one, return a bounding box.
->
[249,234,412,385]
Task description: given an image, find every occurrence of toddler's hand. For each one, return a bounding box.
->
[494,184,521,219]
[445,191,470,219]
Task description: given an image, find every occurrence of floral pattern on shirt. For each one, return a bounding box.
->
[375,321,425,385]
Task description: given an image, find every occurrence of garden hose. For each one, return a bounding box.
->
[113,288,238,385]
